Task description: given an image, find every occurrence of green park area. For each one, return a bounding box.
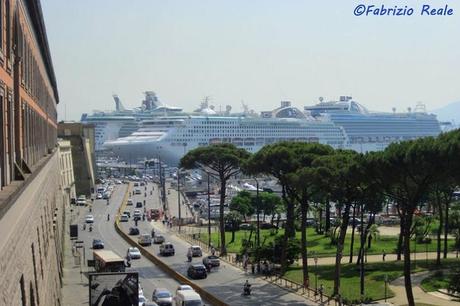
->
[285,259,460,303]
[198,227,456,257]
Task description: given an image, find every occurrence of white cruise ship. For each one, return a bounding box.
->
[305,96,441,152]
[103,101,347,165]
[81,92,184,150]
[103,97,441,165]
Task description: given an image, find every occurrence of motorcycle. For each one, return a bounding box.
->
[89,225,93,232]
[107,214,110,221]
[242,284,251,296]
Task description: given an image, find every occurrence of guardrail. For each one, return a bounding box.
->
[114,183,229,306]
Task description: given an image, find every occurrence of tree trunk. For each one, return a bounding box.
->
[231,229,235,243]
[300,199,309,288]
[444,201,449,259]
[333,203,351,296]
[436,192,443,265]
[219,178,227,255]
[349,205,357,263]
[367,232,372,249]
[325,199,331,233]
[280,186,291,275]
[397,223,404,261]
[402,212,415,306]
[318,207,323,234]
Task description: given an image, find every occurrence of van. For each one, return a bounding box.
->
[175,288,202,306]
[159,242,175,256]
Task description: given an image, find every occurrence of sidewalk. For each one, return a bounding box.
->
[61,204,88,305]
[387,271,460,306]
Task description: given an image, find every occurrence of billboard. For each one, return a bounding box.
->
[88,272,138,306]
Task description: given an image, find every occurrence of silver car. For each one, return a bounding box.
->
[152,288,172,306]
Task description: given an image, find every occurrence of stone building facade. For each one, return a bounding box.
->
[0,1,62,305]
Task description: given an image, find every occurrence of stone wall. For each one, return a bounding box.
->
[0,152,65,306]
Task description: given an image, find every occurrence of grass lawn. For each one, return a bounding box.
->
[284,259,460,303]
[420,270,449,292]
[198,227,456,256]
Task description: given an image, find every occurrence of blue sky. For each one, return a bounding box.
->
[42,0,460,120]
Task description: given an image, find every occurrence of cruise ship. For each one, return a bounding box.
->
[103,97,441,165]
[81,92,183,150]
[305,96,441,152]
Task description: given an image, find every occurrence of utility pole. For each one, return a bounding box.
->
[207,173,211,247]
[177,169,181,233]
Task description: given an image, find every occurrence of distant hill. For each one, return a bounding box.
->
[431,101,460,124]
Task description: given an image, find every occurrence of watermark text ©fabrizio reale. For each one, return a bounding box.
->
[354,4,453,16]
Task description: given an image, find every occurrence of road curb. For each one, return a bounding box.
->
[114,183,229,306]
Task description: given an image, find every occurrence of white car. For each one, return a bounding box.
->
[96,193,103,199]
[85,215,94,223]
[138,295,147,306]
[176,284,193,295]
[190,246,202,257]
[127,199,133,206]
[127,247,141,259]
[120,214,129,222]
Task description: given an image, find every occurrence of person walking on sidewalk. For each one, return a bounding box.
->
[382,249,386,262]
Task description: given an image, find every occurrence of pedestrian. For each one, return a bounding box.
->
[382,249,386,262]
[251,262,255,274]
[211,246,216,256]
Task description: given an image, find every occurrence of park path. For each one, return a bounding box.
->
[387,271,460,306]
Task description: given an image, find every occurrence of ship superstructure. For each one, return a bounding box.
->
[81,92,183,150]
[103,97,442,165]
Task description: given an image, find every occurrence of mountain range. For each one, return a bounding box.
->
[431,101,460,125]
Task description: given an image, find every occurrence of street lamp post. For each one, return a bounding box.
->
[255,178,260,251]
[314,252,318,294]
[207,172,211,248]
[177,169,182,233]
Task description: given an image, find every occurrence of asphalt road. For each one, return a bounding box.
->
[120,182,317,306]
[75,183,184,304]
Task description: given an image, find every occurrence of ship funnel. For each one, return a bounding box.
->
[113,94,125,111]
[143,91,160,110]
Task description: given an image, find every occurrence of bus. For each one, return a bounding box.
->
[93,250,126,273]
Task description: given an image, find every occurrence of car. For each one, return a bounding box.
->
[152,288,173,306]
[127,247,141,259]
[96,193,103,199]
[133,209,142,217]
[174,290,202,306]
[135,189,142,195]
[123,211,131,218]
[153,235,165,244]
[239,223,254,230]
[77,196,87,206]
[202,255,220,267]
[120,214,129,222]
[260,222,278,229]
[136,202,143,208]
[187,264,207,279]
[175,285,193,295]
[129,227,140,235]
[138,234,152,246]
[92,239,104,249]
[159,243,175,256]
[138,295,148,306]
[127,199,133,206]
[190,246,202,257]
[85,215,94,223]
[134,182,139,187]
